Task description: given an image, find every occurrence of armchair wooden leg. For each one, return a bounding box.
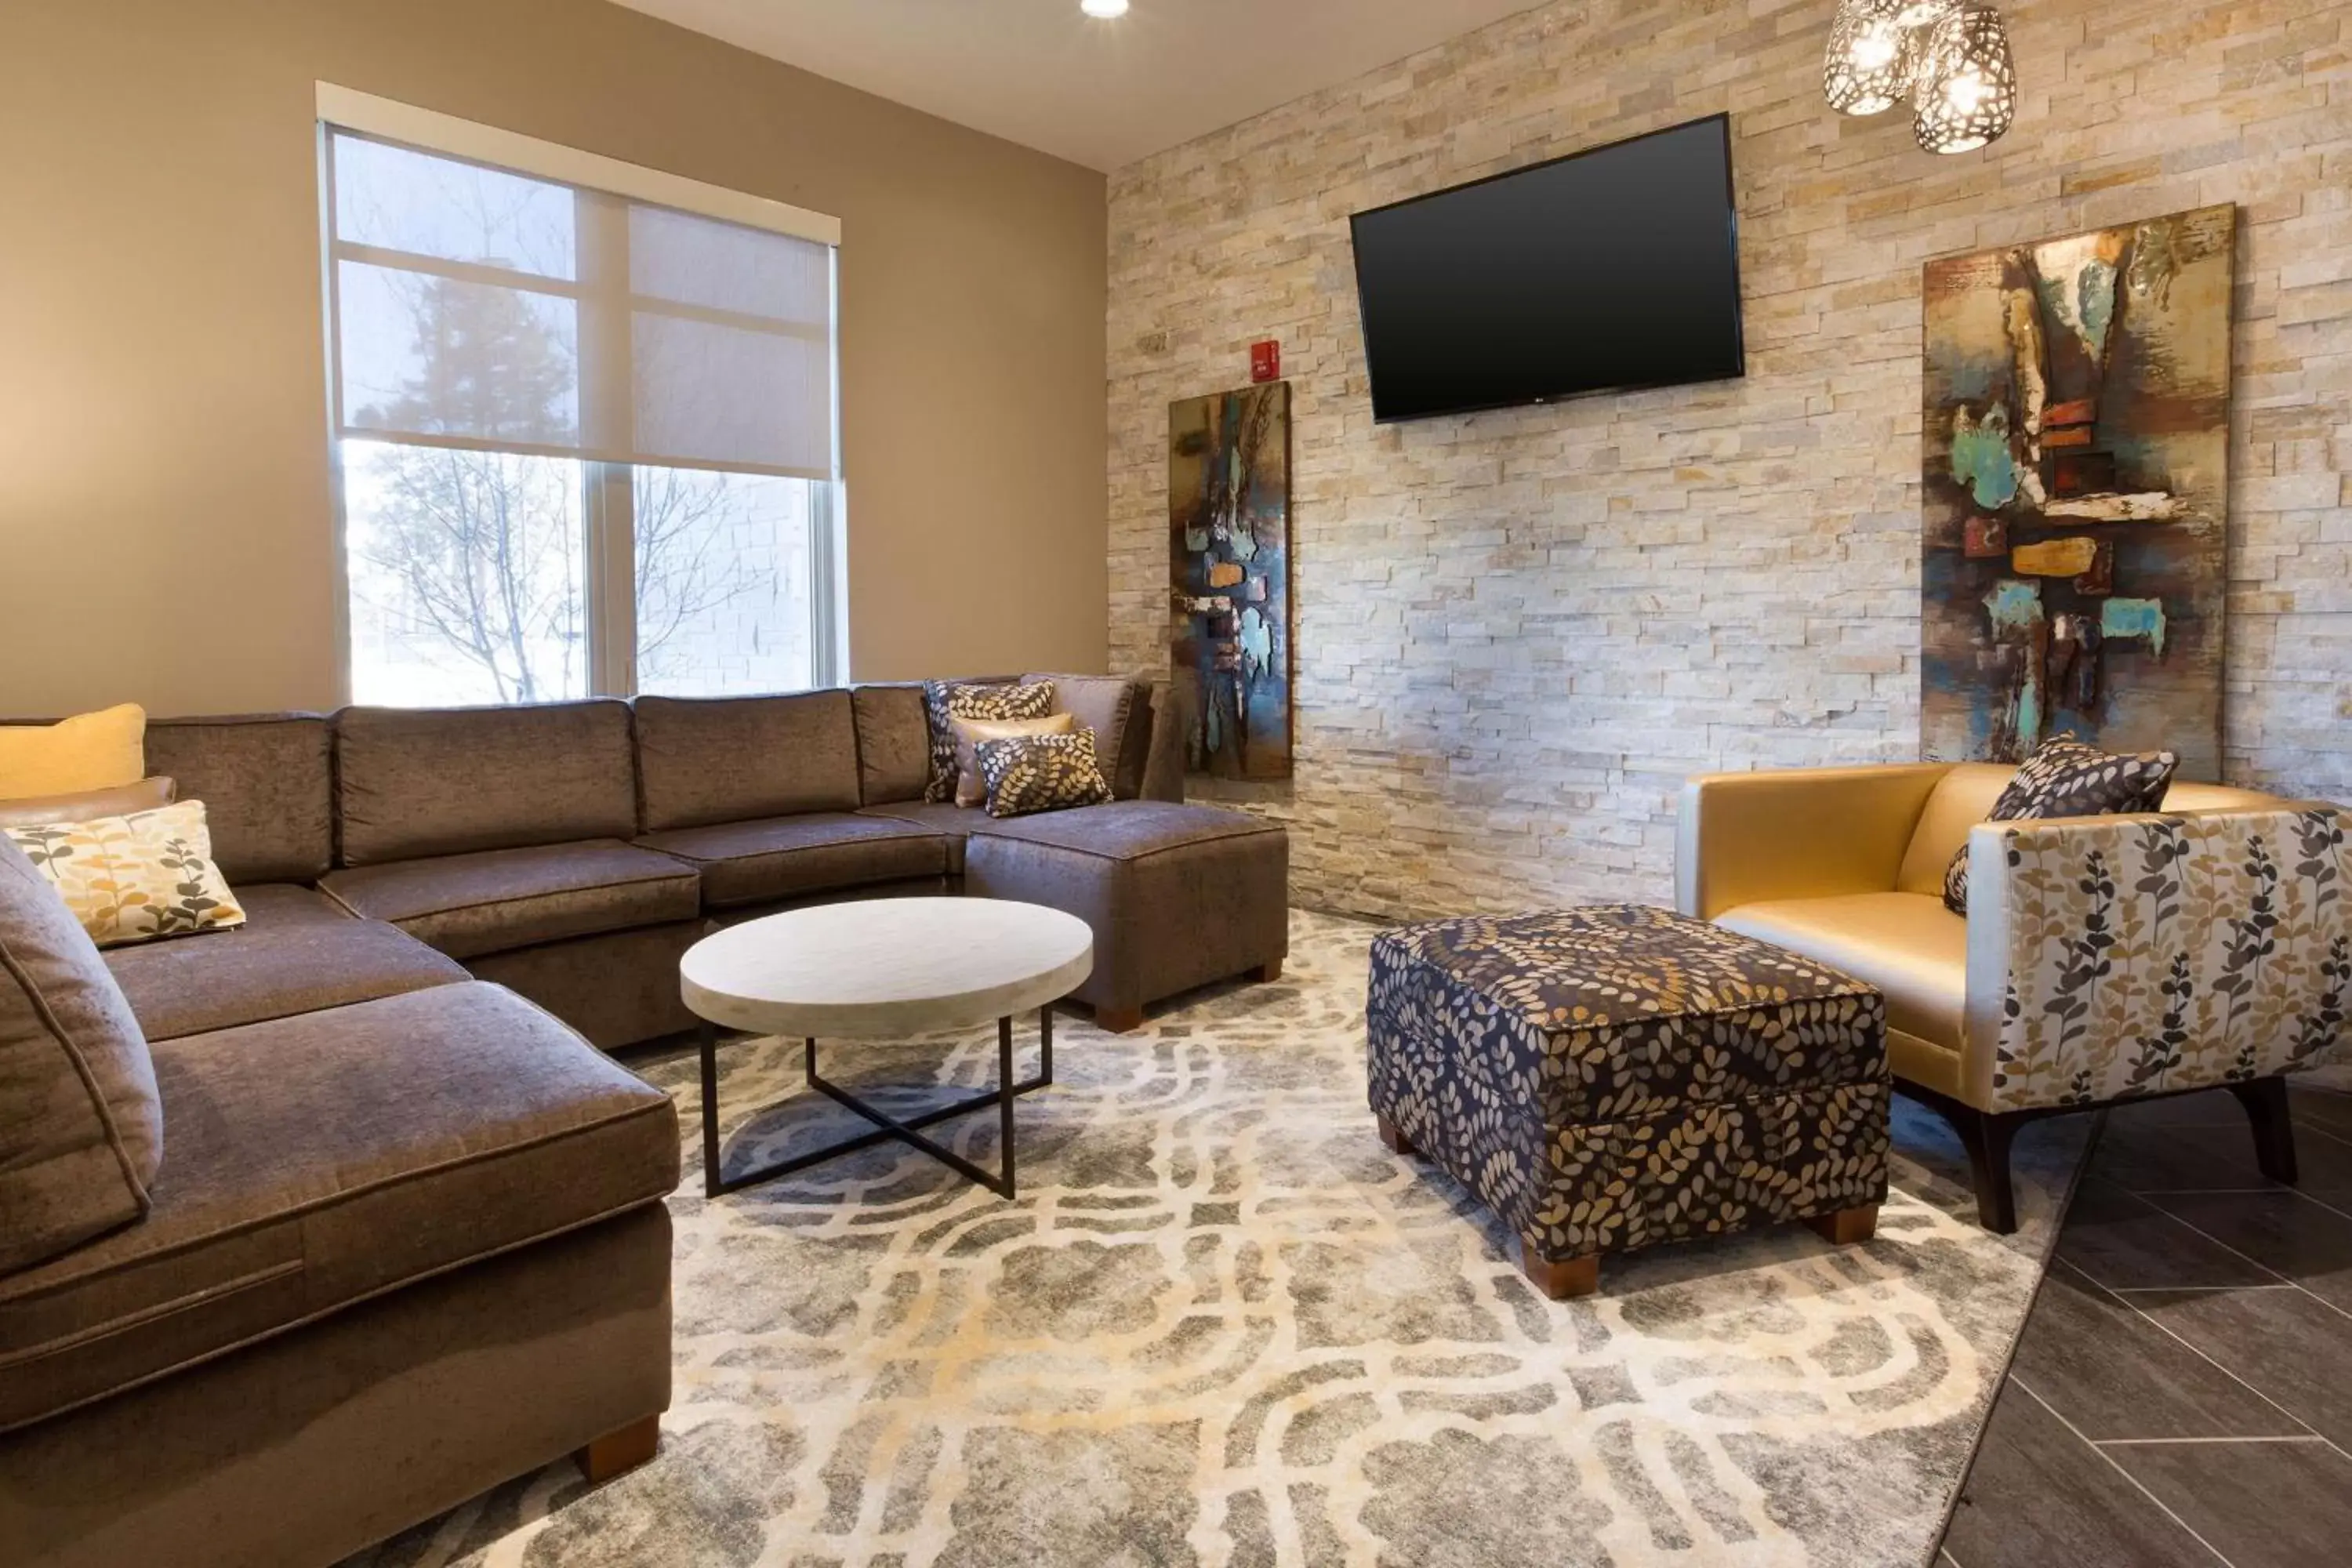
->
[2228,1076,2299,1185]
[575,1414,659,1484]
[1252,958,1284,982]
[1094,1006,1145,1034]
[1951,1107,2021,1236]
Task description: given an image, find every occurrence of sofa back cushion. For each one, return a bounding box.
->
[1022,673,1154,801]
[1894,764,2014,896]
[0,836,161,1276]
[852,684,933,806]
[336,701,638,866]
[145,714,335,884]
[633,691,861,833]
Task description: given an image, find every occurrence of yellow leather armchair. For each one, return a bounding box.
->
[1677,762,2348,1230]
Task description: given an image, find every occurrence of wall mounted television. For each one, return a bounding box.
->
[1348,114,1746,423]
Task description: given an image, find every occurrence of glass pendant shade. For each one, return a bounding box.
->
[1913,5,2019,154]
[1824,0,1920,117]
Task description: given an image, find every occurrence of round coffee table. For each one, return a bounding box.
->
[681,897,1093,1199]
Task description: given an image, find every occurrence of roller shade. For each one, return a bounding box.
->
[325,126,837,481]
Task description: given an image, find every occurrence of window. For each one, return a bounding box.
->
[320,89,841,705]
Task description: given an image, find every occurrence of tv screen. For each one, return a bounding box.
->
[1348,115,1745,423]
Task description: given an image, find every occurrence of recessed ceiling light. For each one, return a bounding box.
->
[1081,0,1129,17]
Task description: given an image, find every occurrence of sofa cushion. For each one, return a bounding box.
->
[1714,891,1969,1057]
[851,684,932,806]
[0,982,679,1432]
[965,799,1283,862]
[858,800,984,874]
[637,813,952,909]
[0,838,161,1276]
[335,701,638,866]
[103,884,466,1042]
[144,714,335,884]
[319,840,702,960]
[634,690,862,833]
[977,730,1114,818]
[1023,673,1152,800]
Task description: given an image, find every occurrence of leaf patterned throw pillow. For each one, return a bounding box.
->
[1943,737,2179,915]
[3,799,246,947]
[975,731,1113,819]
[920,681,1055,803]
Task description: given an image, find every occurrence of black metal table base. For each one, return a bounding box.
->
[699,1007,1054,1199]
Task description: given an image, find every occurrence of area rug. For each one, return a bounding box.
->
[353,909,2085,1568]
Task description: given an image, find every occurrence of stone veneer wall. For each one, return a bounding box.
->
[1107,0,2352,919]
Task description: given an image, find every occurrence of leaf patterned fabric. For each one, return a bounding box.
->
[1980,804,2350,1112]
[920,681,1055,804]
[1367,906,1890,1265]
[1944,737,2178,914]
[975,731,1113,819]
[3,800,245,949]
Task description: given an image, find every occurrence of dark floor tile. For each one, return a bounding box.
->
[2289,1084,2352,1140]
[2092,1121,2279,1196]
[2056,1179,2282,1291]
[2144,1191,2352,1313]
[2095,1118,2352,1203]
[1943,1385,2223,1568]
[2125,1285,2352,1447]
[2107,1437,2352,1568]
[2010,1265,2310,1440]
[2104,1088,2249,1132]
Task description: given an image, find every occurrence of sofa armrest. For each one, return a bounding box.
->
[1676,764,1952,920]
[1138,677,1189,803]
[1963,803,2352,1112]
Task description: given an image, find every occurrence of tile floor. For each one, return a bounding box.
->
[1939,1079,2352,1568]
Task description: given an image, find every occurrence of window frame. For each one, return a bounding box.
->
[314,85,846,705]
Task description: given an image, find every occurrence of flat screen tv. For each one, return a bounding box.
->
[1348,114,1745,423]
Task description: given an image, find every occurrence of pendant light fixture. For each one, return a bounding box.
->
[1820,0,2015,155]
[1911,5,2020,154]
[1824,0,1928,117]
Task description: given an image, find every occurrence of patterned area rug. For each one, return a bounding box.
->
[354,909,2085,1568]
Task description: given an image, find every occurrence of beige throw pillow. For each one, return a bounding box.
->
[0,704,146,801]
[952,713,1075,807]
[0,776,176,830]
[0,835,162,1274]
[3,800,246,949]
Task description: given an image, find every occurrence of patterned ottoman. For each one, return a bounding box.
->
[1367,905,1890,1299]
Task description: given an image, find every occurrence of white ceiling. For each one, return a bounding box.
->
[612,0,1548,172]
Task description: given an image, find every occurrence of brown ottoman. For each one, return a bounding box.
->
[963,801,1288,1030]
[1367,905,1889,1298]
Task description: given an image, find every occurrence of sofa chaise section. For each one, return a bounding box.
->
[328,700,708,1047]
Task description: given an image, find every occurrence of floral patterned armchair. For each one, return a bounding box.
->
[1677,761,2350,1230]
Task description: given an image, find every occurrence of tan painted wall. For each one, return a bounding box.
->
[0,0,1107,717]
[1109,0,2352,920]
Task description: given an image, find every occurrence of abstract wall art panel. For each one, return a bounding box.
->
[1921,205,2234,779]
[1169,381,1293,781]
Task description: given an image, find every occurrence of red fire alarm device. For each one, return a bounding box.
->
[1250,339,1280,383]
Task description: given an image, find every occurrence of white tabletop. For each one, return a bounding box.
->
[679,897,1094,1040]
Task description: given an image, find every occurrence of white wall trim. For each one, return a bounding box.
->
[314,82,841,247]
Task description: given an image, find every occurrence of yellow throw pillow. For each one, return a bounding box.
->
[952,713,1075,807]
[3,799,245,949]
[0,704,146,800]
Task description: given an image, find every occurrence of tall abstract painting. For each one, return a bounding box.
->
[1921,205,2234,779]
[1169,382,1293,780]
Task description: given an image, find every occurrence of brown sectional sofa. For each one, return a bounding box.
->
[2,672,1286,1566]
